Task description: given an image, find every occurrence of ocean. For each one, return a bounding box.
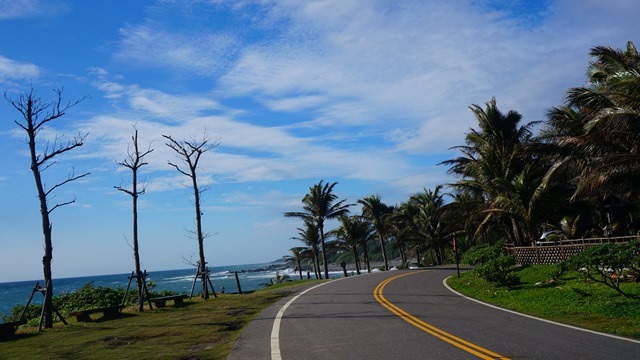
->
[0,263,331,319]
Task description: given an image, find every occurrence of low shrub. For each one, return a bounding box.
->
[475,254,519,286]
[463,242,519,286]
[566,241,639,297]
[462,243,502,266]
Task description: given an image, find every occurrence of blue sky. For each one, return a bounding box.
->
[0,0,638,282]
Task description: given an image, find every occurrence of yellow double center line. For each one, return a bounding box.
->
[373,271,509,360]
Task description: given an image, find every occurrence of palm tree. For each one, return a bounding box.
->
[409,186,450,264]
[539,41,640,235]
[291,220,322,279]
[393,200,425,265]
[440,98,542,246]
[553,41,640,202]
[358,194,394,270]
[285,180,352,279]
[289,247,306,280]
[333,215,373,275]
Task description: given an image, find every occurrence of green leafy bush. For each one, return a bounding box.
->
[2,304,41,324]
[4,282,178,323]
[462,243,502,266]
[475,255,519,286]
[566,241,639,297]
[55,283,128,313]
[463,243,519,286]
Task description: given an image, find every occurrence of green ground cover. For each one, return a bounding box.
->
[1,280,322,360]
[447,265,640,338]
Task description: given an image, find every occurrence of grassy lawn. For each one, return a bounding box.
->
[447,265,640,338]
[1,280,322,359]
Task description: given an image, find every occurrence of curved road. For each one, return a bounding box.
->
[229,267,640,359]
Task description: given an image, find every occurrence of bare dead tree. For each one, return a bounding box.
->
[114,125,153,312]
[5,88,89,328]
[163,133,218,299]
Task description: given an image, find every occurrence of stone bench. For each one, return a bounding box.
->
[0,319,27,338]
[69,305,125,322]
[149,294,188,308]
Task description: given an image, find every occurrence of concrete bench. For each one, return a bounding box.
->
[0,319,27,338]
[149,294,188,308]
[69,305,125,322]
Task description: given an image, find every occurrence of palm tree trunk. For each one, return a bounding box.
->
[377,230,389,270]
[362,241,371,273]
[351,245,361,275]
[313,252,321,279]
[319,226,329,279]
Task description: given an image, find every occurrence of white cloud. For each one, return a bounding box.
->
[0,55,40,81]
[0,0,41,19]
[99,0,640,193]
[116,24,238,76]
[0,0,69,20]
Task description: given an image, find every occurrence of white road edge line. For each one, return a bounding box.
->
[443,276,640,345]
[270,280,337,360]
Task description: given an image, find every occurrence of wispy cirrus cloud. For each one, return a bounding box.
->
[104,0,640,189]
[0,0,69,20]
[115,24,239,76]
[0,55,40,82]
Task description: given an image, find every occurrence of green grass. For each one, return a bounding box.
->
[447,265,640,338]
[1,279,322,359]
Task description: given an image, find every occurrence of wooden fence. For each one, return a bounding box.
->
[504,236,638,265]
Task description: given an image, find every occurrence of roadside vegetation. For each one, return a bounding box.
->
[1,280,321,359]
[449,240,640,338]
[447,264,640,339]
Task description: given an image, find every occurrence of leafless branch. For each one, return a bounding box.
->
[5,88,88,132]
[182,254,198,268]
[45,169,90,197]
[38,133,88,168]
[115,125,154,197]
[48,197,76,214]
[167,161,191,177]
[114,181,135,196]
[123,234,133,251]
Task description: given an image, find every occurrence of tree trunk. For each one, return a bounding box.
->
[362,241,371,273]
[351,245,361,275]
[132,170,144,312]
[192,173,208,299]
[30,117,54,328]
[313,253,320,279]
[319,225,329,279]
[378,230,389,270]
[42,226,53,329]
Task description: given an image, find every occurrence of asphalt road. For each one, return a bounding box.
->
[228,267,640,359]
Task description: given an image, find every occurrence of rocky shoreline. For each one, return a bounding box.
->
[238,258,409,274]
